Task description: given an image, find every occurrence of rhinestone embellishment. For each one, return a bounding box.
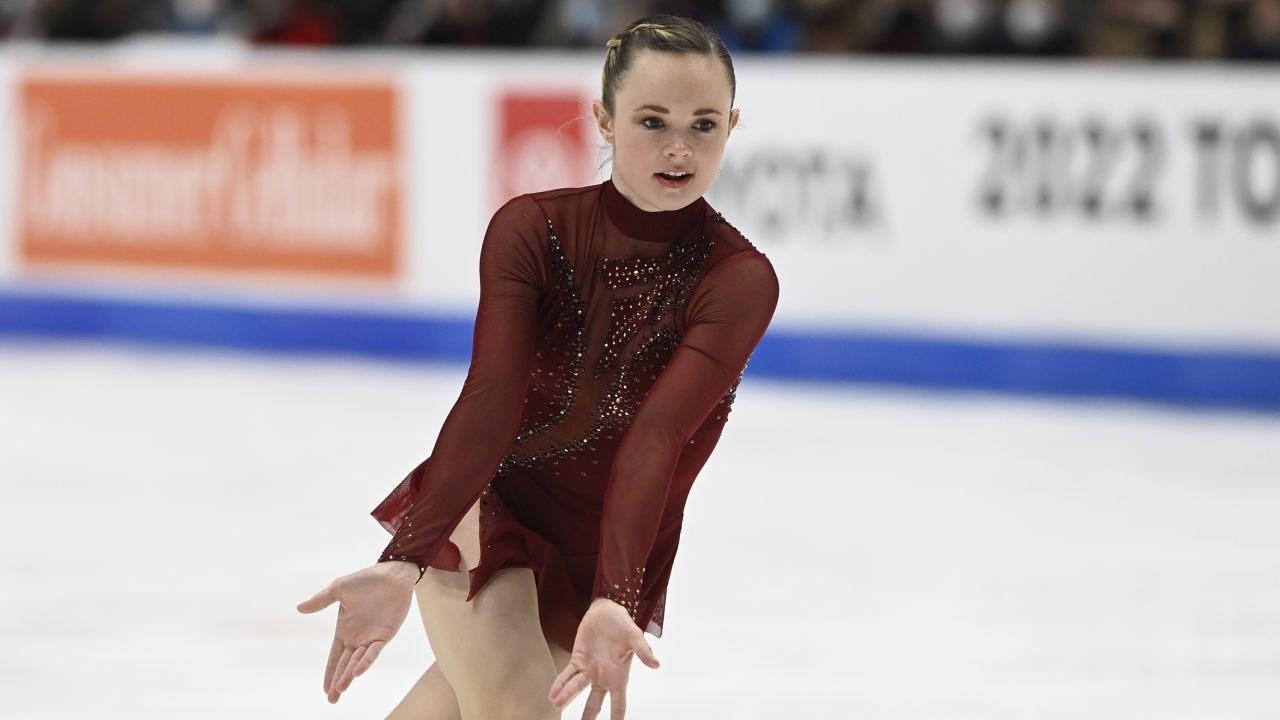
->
[600,565,647,619]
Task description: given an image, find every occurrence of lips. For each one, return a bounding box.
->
[655,171,693,188]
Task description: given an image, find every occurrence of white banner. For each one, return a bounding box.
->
[1,46,1277,351]
[709,63,1280,348]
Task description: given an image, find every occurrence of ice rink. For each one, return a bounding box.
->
[2,340,1278,719]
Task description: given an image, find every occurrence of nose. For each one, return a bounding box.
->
[665,132,692,157]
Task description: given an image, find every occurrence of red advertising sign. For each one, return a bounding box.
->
[494,91,596,210]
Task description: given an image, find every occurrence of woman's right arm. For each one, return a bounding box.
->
[373,194,547,580]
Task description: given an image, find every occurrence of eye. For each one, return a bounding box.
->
[641,117,664,129]
[695,119,718,133]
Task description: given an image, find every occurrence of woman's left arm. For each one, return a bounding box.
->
[549,250,779,716]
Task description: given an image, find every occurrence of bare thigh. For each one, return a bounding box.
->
[413,493,570,720]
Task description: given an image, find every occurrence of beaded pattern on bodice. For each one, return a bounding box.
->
[496,214,737,474]
[480,211,745,624]
[371,189,774,641]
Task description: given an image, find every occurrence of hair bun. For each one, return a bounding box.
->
[614,22,673,45]
[598,14,736,116]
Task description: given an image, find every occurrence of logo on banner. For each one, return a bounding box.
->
[494,91,595,209]
[18,74,401,278]
[711,148,883,243]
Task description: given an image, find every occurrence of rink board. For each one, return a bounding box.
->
[2,287,1276,412]
[0,45,1277,411]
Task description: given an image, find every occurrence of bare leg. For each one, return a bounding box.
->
[417,566,562,719]
[548,640,571,674]
[387,638,571,719]
[385,661,460,720]
[396,493,574,720]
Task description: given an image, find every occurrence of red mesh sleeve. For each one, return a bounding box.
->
[372,195,546,581]
[592,252,779,616]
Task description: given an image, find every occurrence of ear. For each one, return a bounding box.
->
[728,108,741,136]
[592,99,615,144]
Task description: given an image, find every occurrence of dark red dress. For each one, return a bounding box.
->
[370,178,779,653]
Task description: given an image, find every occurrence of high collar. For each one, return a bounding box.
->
[601,177,708,243]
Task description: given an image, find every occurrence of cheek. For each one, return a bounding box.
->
[615,134,661,171]
[698,135,727,161]
[697,139,727,180]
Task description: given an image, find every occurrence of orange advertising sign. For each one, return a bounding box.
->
[18,73,400,278]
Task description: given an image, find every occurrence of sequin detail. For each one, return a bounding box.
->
[499,215,716,472]
[378,554,428,583]
[507,220,587,451]
[379,209,750,619]
[595,221,714,378]
[600,565,646,619]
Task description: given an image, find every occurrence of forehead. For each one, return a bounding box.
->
[616,51,733,109]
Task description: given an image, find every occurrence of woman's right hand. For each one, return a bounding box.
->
[296,561,420,703]
[548,597,661,719]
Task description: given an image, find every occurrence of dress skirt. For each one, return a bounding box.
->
[371,459,681,654]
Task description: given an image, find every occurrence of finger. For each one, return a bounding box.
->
[322,635,342,694]
[549,663,578,697]
[352,640,384,678]
[297,584,336,614]
[330,645,355,696]
[336,645,369,693]
[633,636,660,669]
[550,667,588,708]
[610,685,628,720]
[327,645,353,702]
[552,661,586,702]
[581,686,606,720]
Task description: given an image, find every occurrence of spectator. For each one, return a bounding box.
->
[1,0,27,37]
[6,0,1280,61]
[322,0,399,44]
[248,0,343,45]
[537,0,650,47]
[1001,0,1081,55]
[1227,0,1280,58]
[379,0,551,46]
[35,0,169,40]
[792,0,861,53]
[487,0,553,45]
[171,0,238,34]
[1087,0,1192,58]
[713,0,801,52]
[855,0,932,54]
[930,0,1009,54]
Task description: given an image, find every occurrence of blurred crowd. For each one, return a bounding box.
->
[2,0,1279,60]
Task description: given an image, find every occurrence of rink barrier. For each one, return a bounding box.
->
[1,289,1277,413]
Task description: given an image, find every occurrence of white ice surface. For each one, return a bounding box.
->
[2,341,1278,719]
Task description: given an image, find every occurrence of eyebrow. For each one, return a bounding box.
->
[633,104,722,116]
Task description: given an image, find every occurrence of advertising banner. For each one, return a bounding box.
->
[0,50,1276,408]
[17,72,401,279]
[493,89,597,210]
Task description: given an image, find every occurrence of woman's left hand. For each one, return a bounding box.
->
[548,597,661,719]
[296,561,419,704]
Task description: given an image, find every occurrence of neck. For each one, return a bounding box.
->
[601,177,707,243]
[612,175,664,212]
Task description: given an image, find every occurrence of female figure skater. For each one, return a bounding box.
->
[297,14,778,720]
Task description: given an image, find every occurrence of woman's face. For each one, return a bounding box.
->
[593,50,739,212]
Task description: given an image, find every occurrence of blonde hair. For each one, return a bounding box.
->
[601,14,736,118]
